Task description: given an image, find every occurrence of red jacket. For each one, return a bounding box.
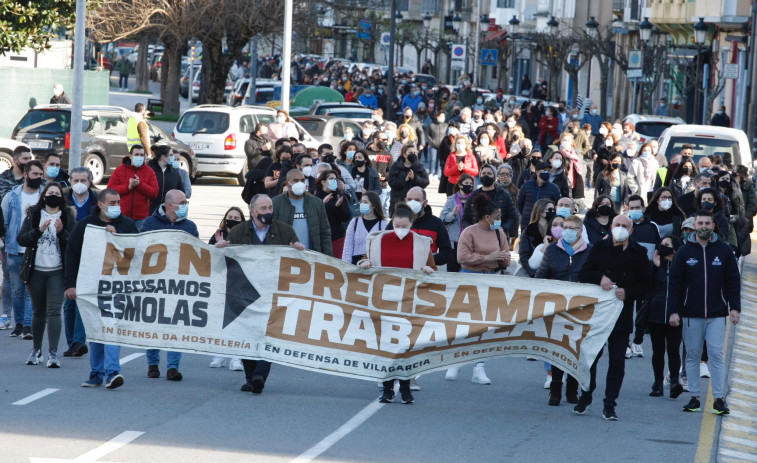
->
[107,157,159,220]
[443,150,479,186]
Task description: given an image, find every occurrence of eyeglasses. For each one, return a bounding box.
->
[170,200,189,206]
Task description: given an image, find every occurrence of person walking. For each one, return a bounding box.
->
[441,174,475,273]
[342,192,389,265]
[669,210,740,415]
[117,55,132,91]
[107,144,158,229]
[18,182,76,367]
[312,169,352,259]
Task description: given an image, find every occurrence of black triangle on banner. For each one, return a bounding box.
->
[223,256,261,329]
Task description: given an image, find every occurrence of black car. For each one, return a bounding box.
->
[11,105,196,185]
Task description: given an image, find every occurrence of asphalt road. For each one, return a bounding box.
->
[0,181,707,463]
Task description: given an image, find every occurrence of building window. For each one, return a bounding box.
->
[497,0,514,7]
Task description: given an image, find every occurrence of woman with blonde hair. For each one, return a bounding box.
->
[267,109,297,142]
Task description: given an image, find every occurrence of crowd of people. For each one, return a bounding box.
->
[0,87,748,418]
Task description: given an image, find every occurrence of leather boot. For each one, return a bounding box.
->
[565,376,579,404]
[548,381,562,406]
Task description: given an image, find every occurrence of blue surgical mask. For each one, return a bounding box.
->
[344,133,353,140]
[561,228,578,244]
[328,179,338,191]
[176,204,189,218]
[105,205,121,219]
[491,219,501,231]
[346,150,355,160]
[556,207,571,218]
[132,156,144,167]
[46,166,60,178]
[359,203,371,215]
[170,160,180,169]
[629,210,643,221]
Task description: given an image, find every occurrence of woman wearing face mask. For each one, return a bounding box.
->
[17,182,76,367]
[696,189,736,247]
[349,150,381,196]
[314,170,353,259]
[264,145,294,197]
[463,163,518,236]
[645,187,685,239]
[534,214,591,405]
[646,236,685,399]
[446,193,510,384]
[436,123,459,195]
[396,123,417,148]
[537,106,559,149]
[443,135,479,196]
[516,148,541,188]
[359,203,436,404]
[518,198,555,277]
[338,141,359,168]
[342,192,388,265]
[496,163,520,232]
[388,144,430,214]
[426,111,449,180]
[666,157,698,197]
[592,123,615,176]
[627,142,659,203]
[267,110,297,142]
[544,151,571,198]
[475,132,499,167]
[484,122,507,159]
[441,174,475,273]
[528,214,565,271]
[557,133,584,203]
[595,153,630,211]
[583,195,617,243]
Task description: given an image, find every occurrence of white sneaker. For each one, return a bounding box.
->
[663,373,671,387]
[543,374,551,389]
[471,364,491,385]
[445,366,460,381]
[700,362,710,378]
[625,346,632,359]
[229,358,243,371]
[209,356,226,368]
[632,343,644,357]
[409,378,420,391]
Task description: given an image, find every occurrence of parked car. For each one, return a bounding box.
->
[623,114,685,144]
[11,105,196,184]
[149,52,163,82]
[227,78,250,106]
[413,73,438,86]
[180,64,200,98]
[309,102,364,116]
[241,79,280,105]
[173,105,318,183]
[294,116,366,148]
[0,137,31,174]
[189,66,234,102]
[656,124,753,169]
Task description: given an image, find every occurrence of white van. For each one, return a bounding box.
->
[656,124,753,169]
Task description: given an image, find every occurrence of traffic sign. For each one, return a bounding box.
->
[626,69,643,79]
[724,63,739,79]
[451,44,466,60]
[380,32,390,46]
[481,48,498,66]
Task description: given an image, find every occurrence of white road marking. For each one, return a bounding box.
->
[119,353,144,364]
[290,401,384,463]
[12,388,59,406]
[29,430,144,463]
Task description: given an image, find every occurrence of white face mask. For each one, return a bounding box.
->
[456,142,466,151]
[479,138,490,147]
[561,141,572,150]
[551,159,562,169]
[659,199,673,211]
[394,227,410,240]
[302,166,313,177]
[71,182,88,195]
[506,121,515,128]
[604,139,614,147]
[407,200,423,214]
[626,148,637,157]
[612,226,630,242]
[290,181,306,196]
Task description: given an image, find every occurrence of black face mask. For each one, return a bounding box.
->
[43,195,63,208]
[225,219,242,230]
[522,147,531,156]
[539,172,551,182]
[257,213,273,225]
[281,159,292,168]
[530,157,541,167]
[611,163,620,170]
[480,175,495,187]
[597,205,613,216]
[545,210,556,222]
[681,166,692,175]
[322,155,336,164]
[354,160,366,168]
[460,184,474,194]
[719,179,730,189]
[26,177,43,189]
[453,109,461,115]
[656,244,675,257]
[407,154,418,164]
[375,142,386,151]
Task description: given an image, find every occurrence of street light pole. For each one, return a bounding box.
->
[387,0,397,119]
[473,0,482,86]
[509,15,520,95]
[694,17,708,124]
[69,0,86,170]
[280,0,293,112]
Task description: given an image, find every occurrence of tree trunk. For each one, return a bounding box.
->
[161,39,182,116]
[415,48,422,73]
[200,39,226,104]
[135,34,150,93]
[599,60,609,119]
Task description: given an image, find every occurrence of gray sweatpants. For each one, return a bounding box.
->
[682,317,727,398]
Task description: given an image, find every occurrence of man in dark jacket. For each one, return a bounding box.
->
[575,214,652,420]
[669,210,740,415]
[272,169,332,256]
[399,107,427,150]
[147,145,184,215]
[244,123,271,170]
[535,215,591,406]
[388,144,430,214]
[463,165,518,236]
[218,193,304,394]
[64,189,139,389]
[517,161,561,231]
[677,173,711,216]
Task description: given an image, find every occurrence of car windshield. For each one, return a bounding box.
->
[324,111,372,119]
[176,111,230,134]
[297,121,322,134]
[635,122,675,139]
[663,136,742,166]
[16,110,91,133]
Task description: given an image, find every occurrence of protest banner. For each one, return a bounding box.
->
[77,226,623,387]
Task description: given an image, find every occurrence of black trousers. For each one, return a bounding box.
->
[582,330,628,403]
[550,366,579,391]
[383,379,410,391]
[632,299,647,345]
[242,360,272,384]
[648,322,682,383]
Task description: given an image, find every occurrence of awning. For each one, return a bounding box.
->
[484,30,507,42]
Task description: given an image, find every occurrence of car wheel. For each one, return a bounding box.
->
[237,162,248,186]
[0,151,14,174]
[84,153,105,185]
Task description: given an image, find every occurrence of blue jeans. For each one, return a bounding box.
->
[90,342,120,378]
[146,349,182,369]
[6,253,32,326]
[119,73,129,89]
[2,250,12,317]
[427,147,440,176]
[63,298,86,347]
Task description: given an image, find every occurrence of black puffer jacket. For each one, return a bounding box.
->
[646,259,674,325]
[518,222,543,277]
[147,159,184,214]
[534,240,592,282]
[462,186,518,238]
[583,214,612,244]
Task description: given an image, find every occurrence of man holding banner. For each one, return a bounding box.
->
[575,214,651,420]
[221,193,305,394]
[64,189,138,389]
